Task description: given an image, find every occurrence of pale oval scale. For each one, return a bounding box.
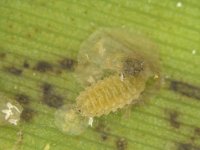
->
[54,104,88,135]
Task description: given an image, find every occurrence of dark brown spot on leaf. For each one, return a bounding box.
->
[59,58,77,71]
[55,69,62,75]
[190,127,200,142]
[4,66,23,76]
[116,138,128,150]
[41,83,64,108]
[15,93,30,105]
[41,83,53,95]
[178,143,192,150]
[34,61,53,73]
[23,60,30,68]
[20,107,35,122]
[95,122,106,131]
[194,128,200,136]
[95,122,109,141]
[169,80,200,100]
[0,52,6,59]
[177,143,200,150]
[101,132,108,141]
[191,127,200,141]
[168,110,180,129]
[165,109,181,129]
[43,94,63,108]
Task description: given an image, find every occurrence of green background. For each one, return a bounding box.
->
[0,0,200,150]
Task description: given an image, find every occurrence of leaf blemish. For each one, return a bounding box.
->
[177,142,200,150]
[194,127,200,136]
[20,107,35,122]
[4,66,23,76]
[41,83,52,94]
[23,60,30,69]
[95,122,109,141]
[100,132,108,141]
[0,52,6,59]
[59,57,77,71]
[41,83,64,108]
[34,60,53,73]
[169,80,200,100]
[44,94,63,108]
[15,93,30,106]
[191,127,200,142]
[166,109,180,129]
[116,137,128,150]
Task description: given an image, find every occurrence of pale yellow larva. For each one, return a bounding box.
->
[76,74,147,117]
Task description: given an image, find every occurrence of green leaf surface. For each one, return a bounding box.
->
[0,0,200,150]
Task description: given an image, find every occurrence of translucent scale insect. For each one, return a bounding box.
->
[75,28,160,87]
[54,104,87,135]
[54,28,161,135]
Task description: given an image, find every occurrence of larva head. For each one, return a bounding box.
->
[54,104,88,135]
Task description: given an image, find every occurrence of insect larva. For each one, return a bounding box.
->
[76,74,147,117]
[54,28,161,135]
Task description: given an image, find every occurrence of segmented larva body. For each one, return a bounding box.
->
[76,75,147,117]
